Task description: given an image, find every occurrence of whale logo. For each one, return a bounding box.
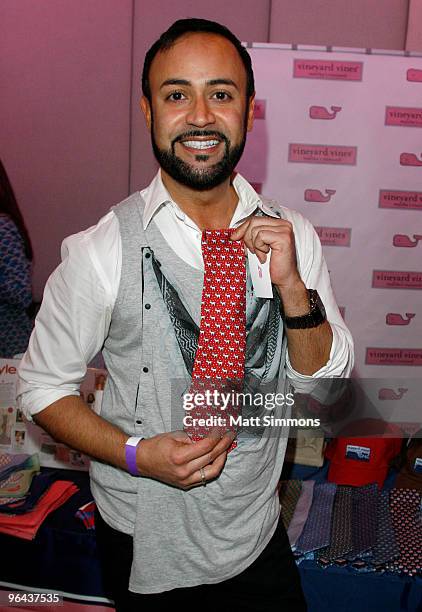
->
[309,105,342,120]
[393,234,422,247]
[400,152,422,166]
[378,387,408,400]
[386,312,416,326]
[407,69,422,82]
[305,189,336,202]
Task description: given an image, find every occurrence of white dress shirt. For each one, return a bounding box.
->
[17,170,353,420]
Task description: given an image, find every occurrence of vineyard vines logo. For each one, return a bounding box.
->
[304,189,336,203]
[293,59,363,81]
[393,234,422,248]
[385,107,422,128]
[315,227,351,247]
[289,144,357,165]
[372,270,422,289]
[309,106,342,120]
[379,190,422,211]
[365,348,422,366]
[378,387,408,400]
[385,313,415,326]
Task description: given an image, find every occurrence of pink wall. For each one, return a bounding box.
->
[269,0,409,49]
[406,0,422,50]
[1,0,133,300]
[1,0,419,299]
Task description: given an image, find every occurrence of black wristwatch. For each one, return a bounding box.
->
[283,289,326,329]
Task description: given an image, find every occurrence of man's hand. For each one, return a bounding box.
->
[231,216,303,295]
[232,216,333,375]
[136,430,235,490]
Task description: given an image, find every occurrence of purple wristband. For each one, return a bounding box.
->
[125,436,144,476]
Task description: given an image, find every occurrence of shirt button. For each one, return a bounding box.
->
[145,253,151,259]
[136,419,142,425]
[142,366,149,373]
[145,303,151,310]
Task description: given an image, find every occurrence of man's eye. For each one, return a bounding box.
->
[167,92,185,101]
[213,91,232,100]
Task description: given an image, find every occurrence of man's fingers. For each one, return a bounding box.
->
[184,451,228,489]
[173,430,234,465]
[172,430,193,443]
[253,228,287,251]
[230,217,252,241]
[232,216,291,241]
[185,432,234,475]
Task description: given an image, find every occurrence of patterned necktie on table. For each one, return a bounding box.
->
[318,486,353,564]
[295,482,337,554]
[279,480,302,529]
[184,229,246,452]
[347,483,378,562]
[372,490,399,567]
[386,487,422,576]
[288,480,315,548]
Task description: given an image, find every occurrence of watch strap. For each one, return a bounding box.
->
[283,289,326,329]
[125,436,144,476]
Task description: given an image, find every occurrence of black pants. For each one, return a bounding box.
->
[95,508,308,612]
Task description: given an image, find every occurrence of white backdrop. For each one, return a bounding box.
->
[238,44,422,381]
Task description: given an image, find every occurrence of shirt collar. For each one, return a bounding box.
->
[140,169,279,230]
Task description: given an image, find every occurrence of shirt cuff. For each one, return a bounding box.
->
[285,322,353,396]
[17,388,80,423]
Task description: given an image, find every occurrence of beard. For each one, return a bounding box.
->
[150,113,248,191]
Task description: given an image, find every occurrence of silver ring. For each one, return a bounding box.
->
[200,467,206,486]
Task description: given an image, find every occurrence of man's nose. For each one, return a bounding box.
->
[186,95,216,127]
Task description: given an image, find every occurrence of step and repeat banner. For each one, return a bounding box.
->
[238,44,422,384]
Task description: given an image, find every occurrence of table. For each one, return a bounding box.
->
[0,465,421,611]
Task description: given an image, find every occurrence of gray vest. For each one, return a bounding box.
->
[90,192,291,594]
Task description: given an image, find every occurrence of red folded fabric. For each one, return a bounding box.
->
[0,481,78,540]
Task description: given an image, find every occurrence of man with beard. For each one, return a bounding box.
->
[17,18,353,612]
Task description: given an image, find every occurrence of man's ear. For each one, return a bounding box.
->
[246,94,255,132]
[140,96,152,131]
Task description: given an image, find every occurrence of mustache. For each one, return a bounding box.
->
[172,130,229,145]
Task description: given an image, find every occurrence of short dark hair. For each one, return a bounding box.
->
[142,18,255,102]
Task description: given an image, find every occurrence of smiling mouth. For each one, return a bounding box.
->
[178,137,223,154]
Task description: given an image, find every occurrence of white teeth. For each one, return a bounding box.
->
[182,140,219,149]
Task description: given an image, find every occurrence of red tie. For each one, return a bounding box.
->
[185,229,246,452]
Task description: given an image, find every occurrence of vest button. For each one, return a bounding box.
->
[136,419,142,424]
[145,253,151,259]
[143,366,149,373]
[145,303,151,309]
